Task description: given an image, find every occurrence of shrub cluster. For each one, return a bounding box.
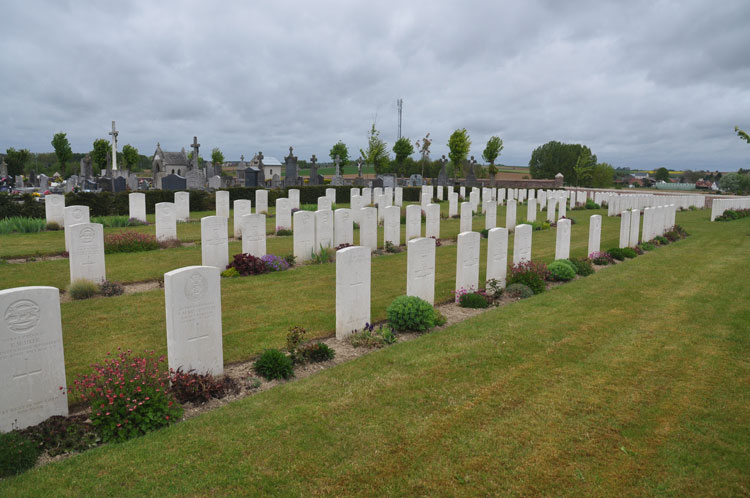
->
[531,221,551,231]
[99,280,124,297]
[459,291,491,308]
[507,260,549,294]
[547,260,576,281]
[104,231,159,254]
[715,208,750,221]
[589,251,614,265]
[299,342,336,363]
[261,254,290,272]
[505,283,534,299]
[0,431,39,477]
[275,227,292,236]
[569,258,594,276]
[69,349,183,443]
[607,248,629,261]
[386,295,437,332]
[46,221,61,231]
[585,199,601,209]
[227,253,268,276]
[639,242,656,251]
[68,279,99,300]
[167,368,239,404]
[349,323,397,348]
[19,415,99,458]
[254,349,294,380]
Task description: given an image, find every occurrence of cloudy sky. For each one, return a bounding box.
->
[1,0,749,171]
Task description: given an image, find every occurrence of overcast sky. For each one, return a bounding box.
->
[1,0,749,171]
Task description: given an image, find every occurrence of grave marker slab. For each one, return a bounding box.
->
[513,224,532,264]
[527,198,537,222]
[233,200,253,238]
[174,191,190,222]
[315,209,334,250]
[215,191,230,218]
[276,198,292,230]
[293,211,315,262]
[155,202,177,242]
[407,237,436,304]
[555,218,571,260]
[394,187,403,207]
[448,192,459,217]
[484,200,497,230]
[201,216,228,270]
[334,208,354,247]
[317,197,332,211]
[64,206,90,251]
[129,193,146,223]
[359,207,378,251]
[68,223,106,284]
[506,199,517,232]
[460,202,473,233]
[456,231,480,293]
[629,209,640,247]
[241,214,266,257]
[288,189,300,210]
[383,206,400,247]
[44,194,65,226]
[619,210,631,248]
[406,205,421,241]
[425,204,440,239]
[336,246,371,339]
[487,227,508,288]
[588,215,602,256]
[255,190,268,214]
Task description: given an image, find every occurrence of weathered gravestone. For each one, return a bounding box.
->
[383,205,400,247]
[293,211,316,262]
[506,199,517,232]
[315,209,334,250]
[619,210,631,248]
[513,224,532,264]
[208,175,222,190]
[425,204,440,239]
[464,156,478,187]
[405,205,421,241]
[317,197,332,211]
[555,218,571,260]
[255,190,268,214]
[275,198,292,231]
[113,176,127,193]
[484,200,497,230]
[174,191,190,222]
[44,194,65,226]
[38,174,49,190]
[215,191,230,218]
[164,266,223,376]
[456,231,480,293]
[359,207,378,251]
[335,246,371,340]
[162,174,187,191]
[127,173,139,191]
[437,155,448,186]
[98,177,114,192]
[308,155,320,186]
[233,200,252,238]
[487,227,508,288]
[283,147,300,187]
[334,208,353,247]
[527,198,537,222]
[588,215,601,256]
[460,202,473,233]
[129,193,146,223]
[409,174,424,187]
[64,205,90,251]
[0,286,68,432]
[186,169,205,190]
[629,209,640,247]
[241,214,266,257]
[201,216,228,270]
[68,223,106,284]
[288,189,300,210]
[155,202,177,242]
[407,237,436,305]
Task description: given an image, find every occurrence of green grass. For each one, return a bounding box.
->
[0,216,46,234]
[0,213,747,495]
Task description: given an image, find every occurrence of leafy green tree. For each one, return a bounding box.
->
[122,144,139,169]
[4,148,30,177]
[211,147,224,165]
[91,138,109,170]
[654,167,670,182]
[482,136,503,166]
[51,132,73,170]
[735,126,749,144]
[447,129,472,179]
[589,163,615,188]
[187,152,203,164]
[359,124,389,174]
[528,141,597,181]
[415,133,432,177]
[572,149,596,186]
[392,137,414,164]
[329,141,349,165]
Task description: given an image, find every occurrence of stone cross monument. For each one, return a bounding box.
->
[334,155,341,176]
[437,155,448,186]
[309,154,319,185]
[191,136,200,171]
[109,121,119,171]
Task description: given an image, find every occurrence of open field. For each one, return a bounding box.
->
[0,209,747,495]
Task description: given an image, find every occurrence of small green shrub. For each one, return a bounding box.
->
[639,242,655,251]
[507,260,549,294]
[386,295,436,332]
[0,431,39,477]
[99,280,124,297]
[349,323,397,348]
[653,235,669,245]
[485,278,505,298]
[479,228,489,238]
[275,228,293,236]
[311,246,334,264]
[286,326,307,364]
[584,199,600,209]
[221,267,240,278]
[300,342,336,363]
[45,221,61,231]
[254,349,294,380]
[570,258,594,276]
[459,292,490,308]
[68,279,99,300]
[384,241,401,253]
[283,253,296,267]
[557,259,578,274]
[505,283,534,299]
[607,248,628,261]
[531,221,551,231]
[620,247,638,259]
[547,260,576,281]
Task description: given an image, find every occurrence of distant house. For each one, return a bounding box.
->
[249,153,282,179]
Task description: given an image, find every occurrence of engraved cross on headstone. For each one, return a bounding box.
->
[191,136,201,170]
[14,358,43,403]
[188,329,210,343]
[109,121,119,171]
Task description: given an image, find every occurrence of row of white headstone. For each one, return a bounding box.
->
[618,205,676,248]
[710,197,750,221]
[600,192,704,216]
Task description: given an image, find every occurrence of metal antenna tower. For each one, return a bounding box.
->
[396,98,403,139]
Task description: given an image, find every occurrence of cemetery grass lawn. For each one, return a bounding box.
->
[1,213,748,495]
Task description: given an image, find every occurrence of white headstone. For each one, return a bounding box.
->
[0,286,68,432]
[486,227,508,288]
[215,191,230,218]
[155,202,177,242]
[629,209,640,247]
[527,198,537,222]
[513,224,532,264]
[460,202,473,233]
[547,197,556,223]
[317,196,332,211]
[68,222,106,284]
[174,191,190,222]
[407,237,436,305]
[315,209,334,250]
[619,210,631,248]
[376,194,386,222]
[241,214,266,257]
[233,200,252,238]
[293,210,315,262]
[334,208,354,247]
[64,205,90,251]
[456,231,480,294]
[359,207,378,251]
[448,191,459,218]
[436,185,444,201]
[201,216,228,270]
[288,189,300,210]
[361,187,372,205]
[459,186,466,199]
[484,200,497,230]
[164,266,223,376]
[425,204,440,239]
[394,187,403,207]
[588,215,602,257]
[421,192,431,209]
[555,218,571,260]
[373,187,383,204]
[506,199,517,232]
[255,190,268,214]
[44,194,65,226]
[405,204,421,241]
[383,205,400,247]
[336,246,371,340]
[326,188,337,205]
[558,196,567,218]
[128,192,146,223]
[276,198,292,231]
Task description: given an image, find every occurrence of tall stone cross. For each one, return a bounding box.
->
[109,121,119,171]
[191,136,200,170]
[334,155,341,176]
[310,154,317,166]
[240,154,245,162]
[356,158,363,177]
